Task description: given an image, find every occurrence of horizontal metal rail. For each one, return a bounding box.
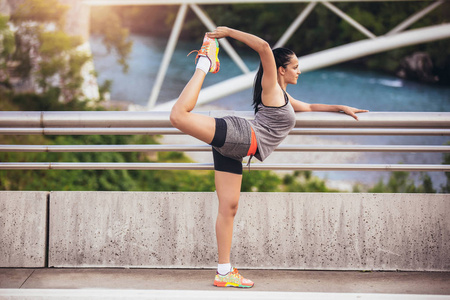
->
[0,128,182,135]
[1,128,450,136]
[1,144,449,153]
[1,163,448,172]
[1,111,450,129]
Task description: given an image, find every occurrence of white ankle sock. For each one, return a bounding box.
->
[217,263,232,275]
[196,56,211,74]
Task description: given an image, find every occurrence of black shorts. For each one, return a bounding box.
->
[210,118,243,175]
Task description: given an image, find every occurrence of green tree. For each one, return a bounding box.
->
[282,170,339,192]
[441,143,450,193]
[369,171,436,193]
[37,30,90,101]
[241,170,282,192]
[7,0,93,102]
[0,15,16,86]
[11,0,68,26]
[419,173,436,194]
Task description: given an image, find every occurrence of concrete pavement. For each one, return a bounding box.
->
[0,268,449,299]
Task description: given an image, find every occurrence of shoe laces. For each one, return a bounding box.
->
[231,268,243,279]
[187,49,198,58]
[187,42,209,59]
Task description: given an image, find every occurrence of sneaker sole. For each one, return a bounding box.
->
[210,38,220,73]
[213,281,253,288]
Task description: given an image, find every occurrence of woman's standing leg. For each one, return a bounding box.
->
[213,169,254,288]
[214,170,242,264]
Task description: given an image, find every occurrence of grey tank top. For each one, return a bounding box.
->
[248,90,296,162]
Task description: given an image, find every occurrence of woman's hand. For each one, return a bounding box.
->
[207,27,231,39]
[341,106,369,120]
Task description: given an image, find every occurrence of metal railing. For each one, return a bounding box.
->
[1,111,449,171]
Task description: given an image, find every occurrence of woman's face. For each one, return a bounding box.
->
[284,55,301,85]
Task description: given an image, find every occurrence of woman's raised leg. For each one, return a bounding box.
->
[170,69,216,144]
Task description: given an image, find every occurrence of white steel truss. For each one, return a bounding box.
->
[82,0,449,110]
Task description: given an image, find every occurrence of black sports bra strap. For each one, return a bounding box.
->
[282,90,289,104]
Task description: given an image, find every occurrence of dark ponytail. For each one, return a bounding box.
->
[252,47,295,113]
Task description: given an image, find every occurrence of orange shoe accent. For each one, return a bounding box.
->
[213,280,227,287]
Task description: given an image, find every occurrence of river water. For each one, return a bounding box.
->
[90,34,450,191]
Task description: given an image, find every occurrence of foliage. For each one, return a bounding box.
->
[10,0,68,27]
[368,171,436,193]
[37,30,90,101]
[90,6,133,73]
[98,79,112,102]
[336,1,450,82]
[0,0,133,103]
[282,171,339,192]
[11,88,91,111]
[93,5,178,38]
[3,0,94,103]
[242,169,282,192]
[441,143,450,193]
[0,15,15,85]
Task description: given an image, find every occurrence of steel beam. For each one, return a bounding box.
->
[189,4,250,74]
[147,4,187,109]
[387,0,445,35]
[274,2,317,48]
[321,1,377,39]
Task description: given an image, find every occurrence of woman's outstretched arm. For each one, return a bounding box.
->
[287,92,369,120]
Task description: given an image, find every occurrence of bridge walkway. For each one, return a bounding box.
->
[1,268,449,299]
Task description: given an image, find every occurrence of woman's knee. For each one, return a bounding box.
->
[229,203,239,217]
[219,200,239,217]
[169,105,186,129]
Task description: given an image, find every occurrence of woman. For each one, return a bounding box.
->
[170,26,367,288]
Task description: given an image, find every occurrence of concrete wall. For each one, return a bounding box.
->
[46,192,450,271]
[1,191,449,270]
[49,192,217,268]
[0,191,48,267]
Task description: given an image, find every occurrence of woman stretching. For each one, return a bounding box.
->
[170,26,367,288]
